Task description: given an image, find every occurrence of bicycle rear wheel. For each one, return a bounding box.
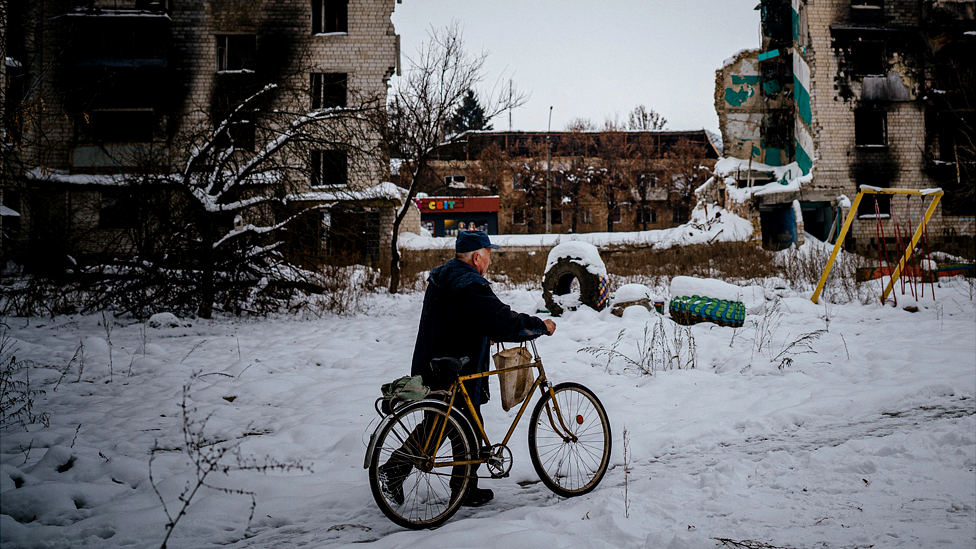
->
[528,382,611,497]
[368,402,475,529]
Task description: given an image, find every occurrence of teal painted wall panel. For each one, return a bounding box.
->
[764,148,784,166]
[794,138,813,175]
[725,86,755,107]
[794,75,812,126]
[731,74,761,85]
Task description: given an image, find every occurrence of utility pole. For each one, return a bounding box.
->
[546,106,553,233]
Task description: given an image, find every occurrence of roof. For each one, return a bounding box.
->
[432,129,721,162]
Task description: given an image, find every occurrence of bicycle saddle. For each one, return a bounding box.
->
[429,356,469,374]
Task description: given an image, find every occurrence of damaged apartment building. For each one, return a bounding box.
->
[401,130,720,237]
[712,0,975,255]
[1,0,407,275]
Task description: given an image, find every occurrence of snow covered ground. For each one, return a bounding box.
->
[1,276,974,548]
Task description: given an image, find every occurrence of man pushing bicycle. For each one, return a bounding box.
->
[379,230,556,507]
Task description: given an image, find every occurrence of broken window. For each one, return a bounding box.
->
[937,111,976,216]
[311,150,348,187]
[213,114,255,151]
[216,35,255,72]
[855,109,887,147]
[610,205,622,224]
[89,109,155,143]
[857,189,891,218]
[512,208,526,225]
[851,41,885,77]
[312,0,348,34]
[550,208,562,225]
[311,73,347,109]
[581,208,592,224]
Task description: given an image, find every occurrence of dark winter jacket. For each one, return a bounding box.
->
[410,259,549,406]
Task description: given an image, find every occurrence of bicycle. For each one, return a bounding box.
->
[364,340,612,529]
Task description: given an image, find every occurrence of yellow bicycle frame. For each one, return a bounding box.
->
[421,346,577,470]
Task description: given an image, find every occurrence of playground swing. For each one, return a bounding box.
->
[811,185,944,305]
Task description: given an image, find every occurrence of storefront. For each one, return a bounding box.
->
[415,196,500,237]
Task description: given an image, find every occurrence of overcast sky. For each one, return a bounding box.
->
[391,0,761,135]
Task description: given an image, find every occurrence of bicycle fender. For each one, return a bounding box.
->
[364,413,395,469]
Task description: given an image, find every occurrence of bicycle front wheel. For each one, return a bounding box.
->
[528,382,611,497]
[368,402,475,529]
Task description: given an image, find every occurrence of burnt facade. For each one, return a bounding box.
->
[715,0,975,256]
[1,0,405,273]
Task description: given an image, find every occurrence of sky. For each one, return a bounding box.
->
[391,0,761,135]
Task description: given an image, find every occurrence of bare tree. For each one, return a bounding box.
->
[628,104,668,131]
[593,129,633,232]
[565,118,596,132]
[385,23,525,294]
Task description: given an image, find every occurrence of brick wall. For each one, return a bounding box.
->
[800,0,973,255]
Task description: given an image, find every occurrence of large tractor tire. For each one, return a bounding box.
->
[543,257,611,316]
[669,295,745,328]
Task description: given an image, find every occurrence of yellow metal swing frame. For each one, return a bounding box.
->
[811,186,943,305]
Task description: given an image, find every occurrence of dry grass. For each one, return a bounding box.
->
[395,240,882,305]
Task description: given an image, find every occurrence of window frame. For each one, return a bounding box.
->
[512,208,526,225]
[550,208,563,225]
[216,34,256,73]
[854,109,888,148]
[310,72,348,109]
[311,149,349,188]
[851,40,886,77]
[637,206,656,224]
[444,174,467,187]
[311,0,349,35]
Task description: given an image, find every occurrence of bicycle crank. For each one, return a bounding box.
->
[485,444,513,478]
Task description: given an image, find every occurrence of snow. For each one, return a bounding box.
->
[1,277,974,549]
[611,284,653,304]
[721,48,756,68]
[0,205,20,217]
[545,241,608,278]
[837,194,852,208]
[709,158,813,204]
[288,182,405,203]
[400,204,753,252]
[671,276,744,302]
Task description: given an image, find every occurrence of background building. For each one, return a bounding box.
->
[1,0,407,273]
[399,130,720,235]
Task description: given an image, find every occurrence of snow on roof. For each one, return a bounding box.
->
[288,182,406,203]
[721,48,759,69]
[0,205,21,217]
[399,203,753,252]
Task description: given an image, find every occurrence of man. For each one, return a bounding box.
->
[381,230,556,507]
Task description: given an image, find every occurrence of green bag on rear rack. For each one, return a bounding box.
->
[381,375,430,402]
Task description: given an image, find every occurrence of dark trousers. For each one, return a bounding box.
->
[385,402,482,494]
